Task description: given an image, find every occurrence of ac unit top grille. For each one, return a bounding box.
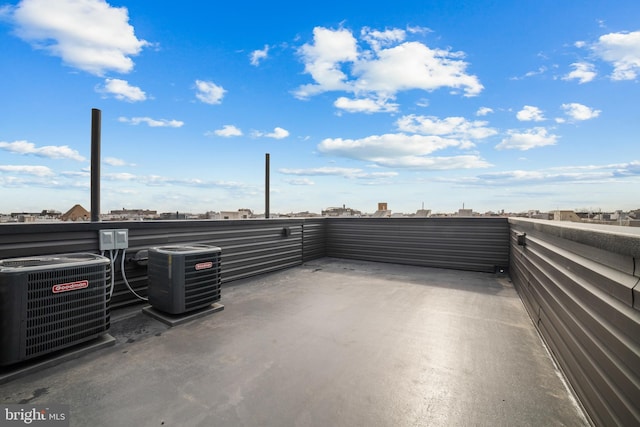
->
[150,244,221,255]
[0,253,108,271]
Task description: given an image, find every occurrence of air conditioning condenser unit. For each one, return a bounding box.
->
[147,244,222,315]
[0,253,111,366]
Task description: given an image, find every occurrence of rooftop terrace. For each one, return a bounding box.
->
[0,217,638,426]
[2,258,590,426]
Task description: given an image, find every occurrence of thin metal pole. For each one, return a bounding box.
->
[91,108,101,222]
[265,153,270,219]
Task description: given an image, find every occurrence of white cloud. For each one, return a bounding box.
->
[496,127,558,150]
[10,0,148,75]
[104,157,125,166]
[396,115,497,140]
[254,127,290,139]
[98,78,146,101]
[267,127,290,139]
[0,165,55,176]
[592,30,640,80]
[61,170,90,178]
[361,27,406,52]
[334,96,398,113]
[118,117,184,127]
[104,172,137,181]
[294,26,482,103]
[562,62,597,84]
[611,160,640,177]
[279,167,361,177]
[195,80,226,104]
[516,105,545,122]
[210,125,243,137]
[319,134,458,157]
[561,103,601,121]
[476,107,493,116]
[284,178,315,186]
[525,66,547,78]
[510,66,547,81]
[295,27,359,98]
[279,167,398,179]
[406,25,433,35]
[0,140,85,161]
[371,155,490,170]
[317,133,491,170]
[104,157,135,166]
[250,45,269,66]
[447,161,640,187]
[352,41,483,97]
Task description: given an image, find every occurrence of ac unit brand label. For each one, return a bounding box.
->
[195,261,213,271]
[52,280,89,293]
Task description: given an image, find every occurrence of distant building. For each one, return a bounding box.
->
[457,209,473,217]
[552,210,582,222]
[39,209,62,219]
[9,209,61,221]
[159,211,191,220]
[279,211,321,218]
[104,208,158,221]
[322,205,362,217]
[61,204,90,221]
[371,202,391,218]
[217,209,253,220]
[414,209,431,217]
[18,215,36,223]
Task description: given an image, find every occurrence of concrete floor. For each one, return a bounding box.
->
[0,258,590,427]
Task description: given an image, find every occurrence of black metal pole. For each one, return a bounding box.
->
[265,153,270,219]
[90,108,101,222]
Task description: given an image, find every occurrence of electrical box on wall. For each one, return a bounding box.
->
[114,229,128,249]
[99,230,115,251]
[99,229,129,250]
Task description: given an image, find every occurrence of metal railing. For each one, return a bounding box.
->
[509,218,640,427]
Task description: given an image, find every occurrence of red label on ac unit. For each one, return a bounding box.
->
[195,261,213,270]
[52,280,89,293]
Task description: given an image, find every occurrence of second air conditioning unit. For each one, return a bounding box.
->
[147,244,222,315]
[0,253,111,366]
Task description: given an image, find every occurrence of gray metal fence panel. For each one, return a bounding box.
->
[0,219,311,310]
[325,217,510,273]
[509,218,640,427]
[302,218,326,261]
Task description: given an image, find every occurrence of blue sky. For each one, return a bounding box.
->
[0,0,638,215]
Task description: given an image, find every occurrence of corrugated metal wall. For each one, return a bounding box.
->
[0,219,322,310]
[509,218,640,427]
[326,217,509,273]
[301,218,326,261]
[0,217,509,308]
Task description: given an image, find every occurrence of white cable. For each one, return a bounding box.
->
[108,250,117,300]
[120,248,148,301]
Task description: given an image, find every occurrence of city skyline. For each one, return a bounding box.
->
[1,0,639,214]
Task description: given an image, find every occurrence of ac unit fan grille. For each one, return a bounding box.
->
[184,253,221,311]
[26,264,110,358]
